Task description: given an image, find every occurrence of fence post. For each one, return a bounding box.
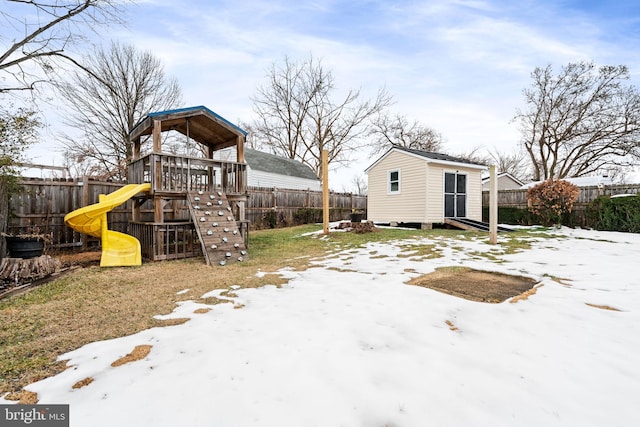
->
[82,176,90,250]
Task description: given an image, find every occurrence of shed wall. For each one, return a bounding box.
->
[367,151,427,222]
[367,150,484,224]
[425,165,483,223]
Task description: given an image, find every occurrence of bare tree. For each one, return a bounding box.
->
[368,112,444,157]
[453,146,489,165]
[488,148,531,182]
[342,174,367,195]
[56,42,183,180]
[514,61,640,180]
[0,0,127,94]
[251,55,392,177]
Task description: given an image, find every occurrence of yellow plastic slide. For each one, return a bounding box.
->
[64,183,151,267]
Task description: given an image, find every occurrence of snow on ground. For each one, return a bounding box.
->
[4,227,640,426]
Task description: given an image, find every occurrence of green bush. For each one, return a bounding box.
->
[586,195,640,233]
[483,206,539,225]
[293,208,323,225]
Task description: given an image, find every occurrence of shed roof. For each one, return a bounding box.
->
[245,149,319,181]
[129,106,247,151]
[365,146,487,172]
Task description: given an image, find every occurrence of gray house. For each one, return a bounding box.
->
[481,172,524,191]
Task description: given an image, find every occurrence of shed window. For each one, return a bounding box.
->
[388,170,400,193]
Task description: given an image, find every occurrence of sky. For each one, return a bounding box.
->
[3,225,639,426]
[14,0,640,188]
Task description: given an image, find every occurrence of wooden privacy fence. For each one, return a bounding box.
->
[7,177,132,250]
[482,183,640,223]
[246,186,367,228]
[7,178,367,250]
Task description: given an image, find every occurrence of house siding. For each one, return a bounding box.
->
[426,165,483,222]
[466,169,483,221]
[367,151,427,223]
[482,175,523,191]
[367,149,484,224]
[214,147,321,191]
[248,168,321,191]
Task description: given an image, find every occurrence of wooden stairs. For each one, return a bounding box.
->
[186,191,248,266]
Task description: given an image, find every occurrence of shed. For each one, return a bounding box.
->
[365,146,486,227]
[215,148,321,191]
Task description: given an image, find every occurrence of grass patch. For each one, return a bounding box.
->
[544,274,573,287]
[585,303,621,311]
[397,243,442,260]
[111,345,152,367]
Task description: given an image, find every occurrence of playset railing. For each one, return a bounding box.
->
[128,153,247,195]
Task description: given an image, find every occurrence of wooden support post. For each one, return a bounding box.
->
[489,165,498,244]
[237,135,245,163]
[152,120,162,153]
[322,149,329,234]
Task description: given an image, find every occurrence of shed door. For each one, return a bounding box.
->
[444,172,466,218]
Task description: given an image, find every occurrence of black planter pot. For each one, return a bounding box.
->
[5,236,45,259]
[350,213,364,223]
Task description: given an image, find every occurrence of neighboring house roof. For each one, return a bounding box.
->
[482,172,524,185]
[520,175,613,189]
[482,172,524,190]
[365,146,487,172]
[244,149,319,181]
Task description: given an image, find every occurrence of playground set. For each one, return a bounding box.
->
[64,106,249,267]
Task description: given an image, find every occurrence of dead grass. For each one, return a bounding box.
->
[155,318,190,327]
[585,303,621,311]
[510,285,542,303]
[407,267,538,303]
[445,320,459,331]
[72,377,94,389]
[4,389,39,404]
[111,345,152,367]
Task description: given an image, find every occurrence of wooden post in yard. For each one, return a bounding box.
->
[489,164,498,244]
[322,149,329,234]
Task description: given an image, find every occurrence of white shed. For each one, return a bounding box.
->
[365,147,486,227]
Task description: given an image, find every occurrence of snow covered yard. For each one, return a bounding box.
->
[4,227,639,426]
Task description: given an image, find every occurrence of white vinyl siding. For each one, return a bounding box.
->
[465,168,483,221]
[426,166,445,222]
[248,168,321,191]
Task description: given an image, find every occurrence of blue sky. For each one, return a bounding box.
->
[20,0,640,187]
